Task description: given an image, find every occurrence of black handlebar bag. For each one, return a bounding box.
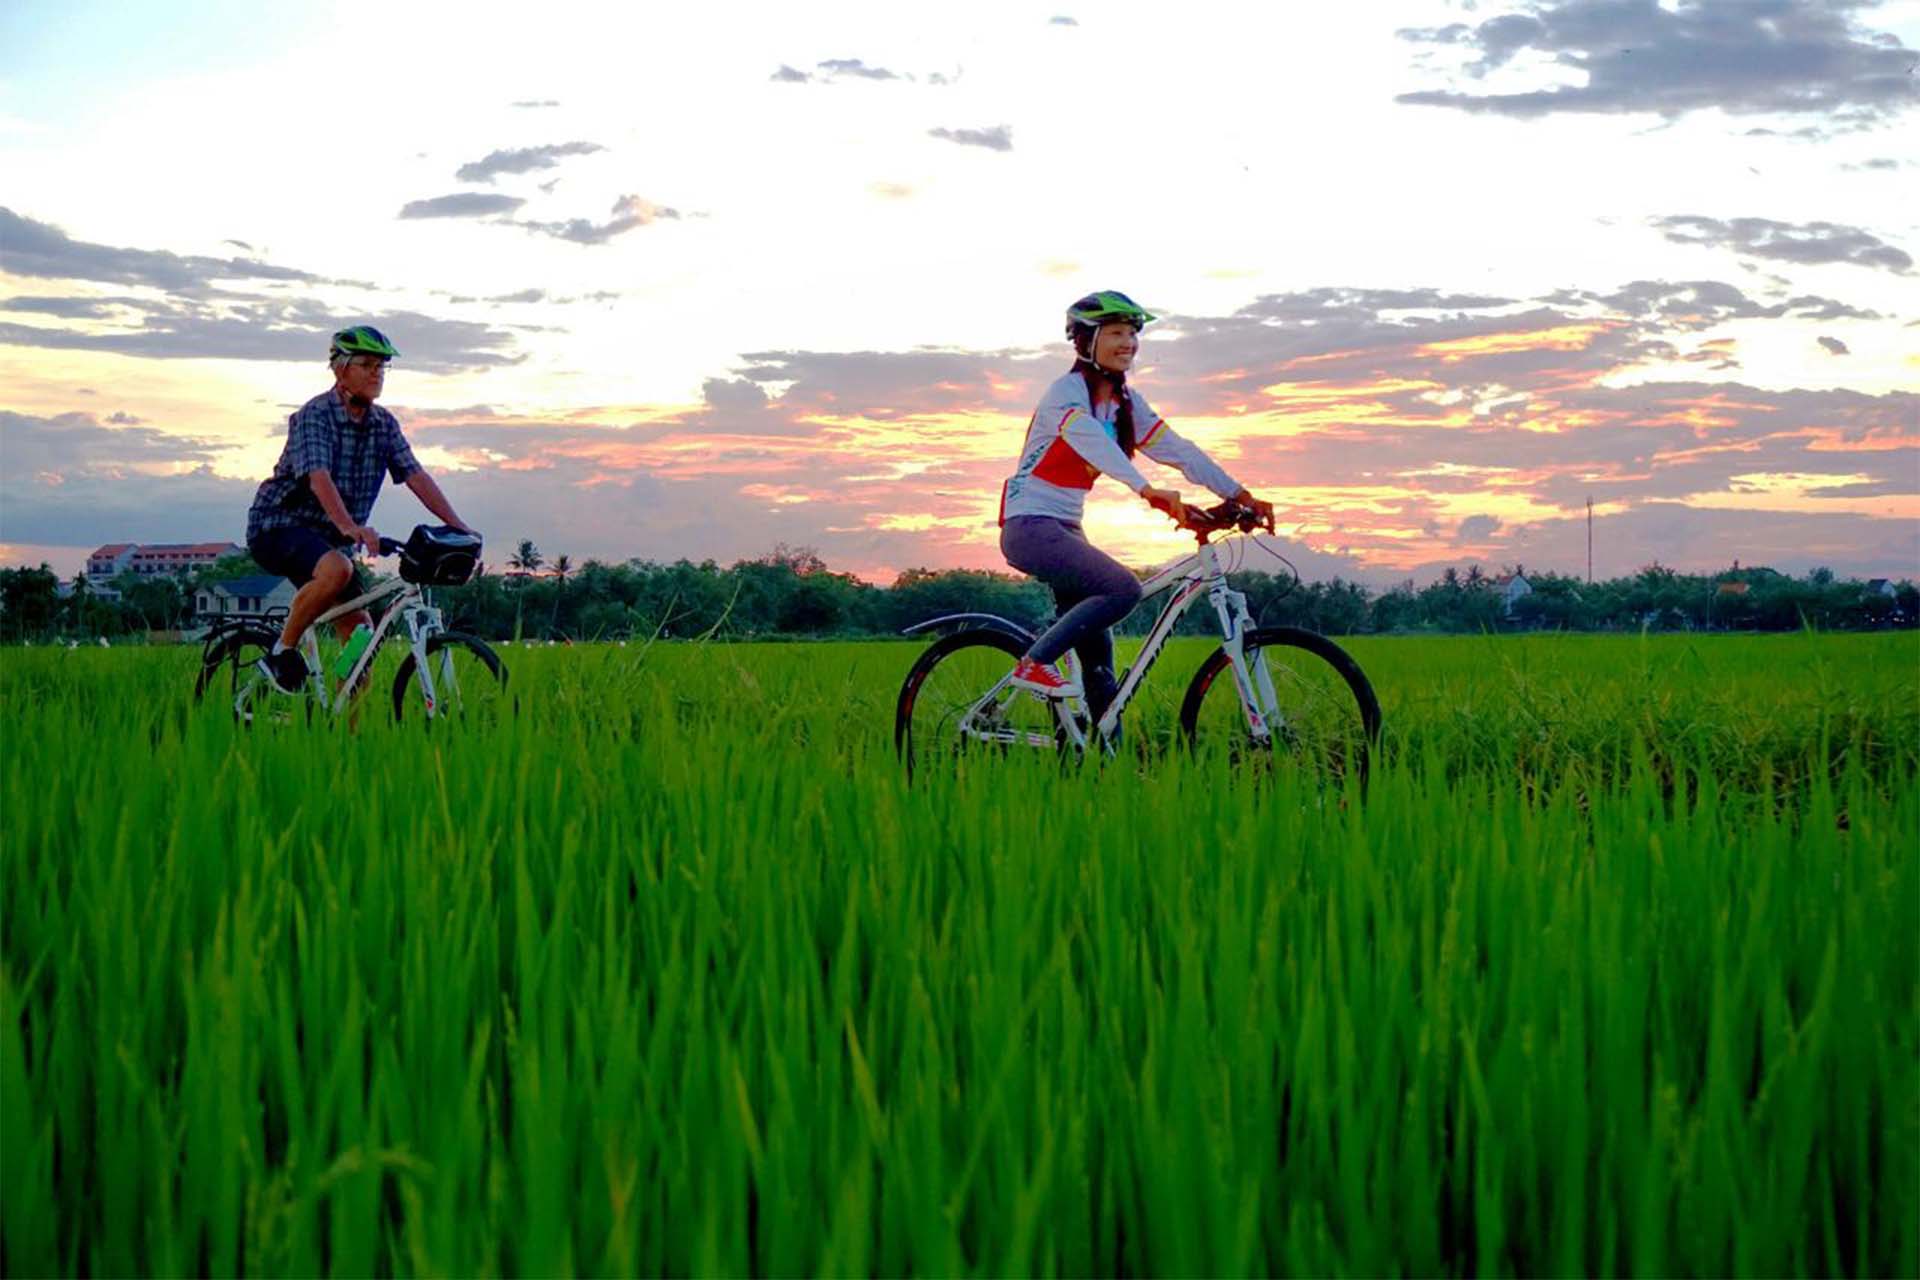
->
[399,525,483,586]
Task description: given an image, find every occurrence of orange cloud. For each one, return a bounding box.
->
[1687,473,1920,519]
[1258,377,1443,401]
[1802,427,1920,453]
[1416,322,1613,362]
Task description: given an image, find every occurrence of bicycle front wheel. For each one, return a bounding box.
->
[895,629,1068,775]
[1179,627,1380,782]
[391,632,510,723]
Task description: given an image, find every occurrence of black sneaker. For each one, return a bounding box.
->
[254,649,309,695]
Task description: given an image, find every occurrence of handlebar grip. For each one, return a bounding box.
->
[378,537,404,556]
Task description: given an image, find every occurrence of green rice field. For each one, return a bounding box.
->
[3,633,1916,1276]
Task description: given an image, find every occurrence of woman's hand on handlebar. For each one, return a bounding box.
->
[1233,489,1277,532]
[1142,486,1185,522]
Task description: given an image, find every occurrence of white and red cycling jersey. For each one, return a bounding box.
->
[999,371,1242,524]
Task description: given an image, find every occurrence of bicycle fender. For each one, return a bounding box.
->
[899,612,1038,644]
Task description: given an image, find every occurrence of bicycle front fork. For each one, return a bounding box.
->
[1213,589,1280,744]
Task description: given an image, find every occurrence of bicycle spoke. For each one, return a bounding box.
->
[1181,630,1378,783]
[393,634,510,723]
[898,633,1066,772]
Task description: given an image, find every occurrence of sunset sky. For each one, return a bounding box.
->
[3,0,1916,585]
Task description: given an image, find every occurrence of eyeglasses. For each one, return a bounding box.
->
[347,356,390,372]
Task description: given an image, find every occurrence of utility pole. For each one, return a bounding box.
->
[1586,495,1593,584]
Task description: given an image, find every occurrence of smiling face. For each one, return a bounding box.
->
[1092,321,1139,372]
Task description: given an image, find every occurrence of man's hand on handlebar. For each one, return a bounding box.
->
[342,523,383,556]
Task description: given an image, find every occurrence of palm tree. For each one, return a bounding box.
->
[67,572,92,638]
[509,539,544,577]
[507,539,543,639]
[550,554,572,635]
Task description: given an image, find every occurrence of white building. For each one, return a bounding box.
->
[1496,572,1533,617]
[195,574,296,620]
[86,543,138,578]
[88,540,243,579]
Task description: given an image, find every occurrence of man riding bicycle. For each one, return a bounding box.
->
[244,325,477,693]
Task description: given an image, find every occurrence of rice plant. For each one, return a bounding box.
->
[2,634,1914,1276]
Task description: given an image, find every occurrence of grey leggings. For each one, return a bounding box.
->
[1000,516,1143,703]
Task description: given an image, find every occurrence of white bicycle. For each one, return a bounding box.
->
[895,500,1381,778]
[194,528,508,724]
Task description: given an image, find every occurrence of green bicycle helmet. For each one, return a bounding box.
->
[1065,290,1155,344]
[329,324,400,361]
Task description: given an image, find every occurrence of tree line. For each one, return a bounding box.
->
[1,541,1912,644]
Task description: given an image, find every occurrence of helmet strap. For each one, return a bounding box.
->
[1074,320,1139,375]
[1070,330,1108,375]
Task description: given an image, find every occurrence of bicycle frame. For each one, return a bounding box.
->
[959,535,1282,756]
[272,575,456,718]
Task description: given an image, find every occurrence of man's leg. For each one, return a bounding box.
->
[331,609,373,642]
[278,551,353,650]
[327,566,373,642]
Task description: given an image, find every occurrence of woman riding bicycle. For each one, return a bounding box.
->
[999,290,1275,719]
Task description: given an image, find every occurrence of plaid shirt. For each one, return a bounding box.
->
[246,389,422,542]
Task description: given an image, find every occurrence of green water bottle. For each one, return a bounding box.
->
[333,623,374,680]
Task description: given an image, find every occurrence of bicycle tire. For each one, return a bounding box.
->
[1178,627,1381,783]
[391,632,510,722]
[895,628,1065,776]
[193,625,278,704]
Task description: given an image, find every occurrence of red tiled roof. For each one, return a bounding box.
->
[90,544,135,558]
[133,542,241,556]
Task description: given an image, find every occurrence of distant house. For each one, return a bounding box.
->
[87,543,138,578]
[88,540,243,580]
[1495,572,1532,617]
[195,575,295,620]
[129,541,242,576]
[70,574,121,603]
[1866,578,1898,599]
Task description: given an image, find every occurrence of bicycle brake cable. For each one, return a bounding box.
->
[1244,532,1301,623]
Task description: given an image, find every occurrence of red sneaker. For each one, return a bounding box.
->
[1008,656,1082,698]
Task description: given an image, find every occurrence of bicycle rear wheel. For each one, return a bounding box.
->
[391,632,510,723]
[193,625,277,704]
[895,629,1070,776]
[197,625,315,725]
[1179,627,1380,783]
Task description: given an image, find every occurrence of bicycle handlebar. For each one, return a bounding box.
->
[1178,499,1273,538]
[377,536,404,556]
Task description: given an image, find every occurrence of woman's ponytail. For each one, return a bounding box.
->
[1073,358,1137,458]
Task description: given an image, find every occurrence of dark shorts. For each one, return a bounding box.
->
[248,526,370,596]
